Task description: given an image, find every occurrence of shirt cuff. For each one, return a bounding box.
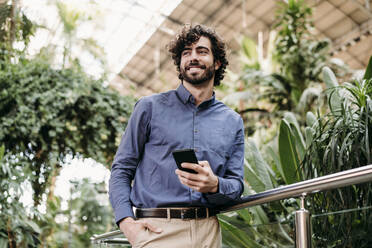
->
[204,177,234,205]
[114,204,135,226]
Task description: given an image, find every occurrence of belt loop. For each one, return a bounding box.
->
[167,208,170,220]
[206,208,209,218]
[195,208,198,220]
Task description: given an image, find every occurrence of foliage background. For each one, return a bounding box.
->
[1,0,371,247]
[0,1,134,247]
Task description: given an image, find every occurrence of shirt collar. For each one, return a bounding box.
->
[176,83,192,104]
[176,83,216,107]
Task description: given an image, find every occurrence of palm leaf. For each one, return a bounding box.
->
[278,119,301,184]
[363,56,372,80]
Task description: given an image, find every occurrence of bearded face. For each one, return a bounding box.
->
[180,60,216,85]
[179,36,219,86]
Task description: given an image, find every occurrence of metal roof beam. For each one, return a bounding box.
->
[118,72,158,92]
[326,0,358,27]
[350,0,372,18]
[331,19,372,52]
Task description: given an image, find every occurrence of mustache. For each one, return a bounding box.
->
[186,63,206,70]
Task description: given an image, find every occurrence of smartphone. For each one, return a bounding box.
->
[172,149,199,174]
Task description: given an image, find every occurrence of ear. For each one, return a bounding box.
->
[214,60,221,71]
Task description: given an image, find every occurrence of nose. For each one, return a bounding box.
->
[190,49,198,61]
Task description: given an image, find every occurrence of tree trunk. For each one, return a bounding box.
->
[9,0,18,48]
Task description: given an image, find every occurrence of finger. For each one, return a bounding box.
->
[178,171,203,182]
[179,179,200,191]
[181,162,205,174]
[143,221,163,233]
[178,175,202,188]
[176,168,201,180]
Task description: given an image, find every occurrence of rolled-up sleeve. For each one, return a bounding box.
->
[205,117,244,205]
[109,98,151,224]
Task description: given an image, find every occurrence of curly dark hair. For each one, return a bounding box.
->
[168,24,228,86]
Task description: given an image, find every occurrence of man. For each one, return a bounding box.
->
[109,24,244,248]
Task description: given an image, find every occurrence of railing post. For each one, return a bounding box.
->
[295,193,312,248]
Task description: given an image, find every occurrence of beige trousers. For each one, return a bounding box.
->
[132,216,221,248]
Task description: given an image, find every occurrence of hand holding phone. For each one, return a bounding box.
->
[172,149,198,174]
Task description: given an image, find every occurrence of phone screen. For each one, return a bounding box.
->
[172,149,198,174]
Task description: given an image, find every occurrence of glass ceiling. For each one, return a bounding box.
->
[22,0,182,80]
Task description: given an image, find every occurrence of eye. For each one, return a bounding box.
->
[182,50,191,56]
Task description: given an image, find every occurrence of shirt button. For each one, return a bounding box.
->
[194,130,198,133]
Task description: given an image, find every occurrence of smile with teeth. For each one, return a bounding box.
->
[186,64,206,70]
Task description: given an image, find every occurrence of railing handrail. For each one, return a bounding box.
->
[90,230,122,241]
[219,163,372,213]
[90,164,372,244]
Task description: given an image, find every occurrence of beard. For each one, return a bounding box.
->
[180,62,215,85]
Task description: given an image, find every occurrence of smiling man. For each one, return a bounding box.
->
[109,24,245,248]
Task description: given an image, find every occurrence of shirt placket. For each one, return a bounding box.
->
[193,110,199,151]
[191,109,200,202]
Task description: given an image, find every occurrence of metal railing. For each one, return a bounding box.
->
[90,164,372,247]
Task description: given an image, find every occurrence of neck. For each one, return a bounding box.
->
[183,79,214,106]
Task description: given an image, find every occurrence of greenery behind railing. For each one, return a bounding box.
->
[218,0,372,246]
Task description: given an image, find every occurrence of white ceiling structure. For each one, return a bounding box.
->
[23,0,181,79]
[109,0,372,97]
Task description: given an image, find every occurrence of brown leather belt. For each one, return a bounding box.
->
[135,207,219,220]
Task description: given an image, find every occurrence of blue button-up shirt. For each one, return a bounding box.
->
[109,84,244,223]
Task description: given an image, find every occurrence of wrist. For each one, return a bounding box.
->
[119,217,135,227]
[210,176,219,193]
[125,217,135,221]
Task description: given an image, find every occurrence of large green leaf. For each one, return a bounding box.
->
[219,218,261,248]
[283,112,305,160]
[0,145,4,160]
[322,66,342,113]
[363,56,372,80]
[267,146,284,180]
[250,206,270,225]
[244,159,266,193]
[306,111,317,127]
[278,119,301,184]
[304,126,314,149]
[0,238,8,248]
[245,139,274,190]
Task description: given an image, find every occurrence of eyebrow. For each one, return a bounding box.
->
[183,45,210,51]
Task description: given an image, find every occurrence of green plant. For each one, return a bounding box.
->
[221,0,330,141]
[0,3,130,247]
[274,0,329,109]
[0,145,41,247]
[0,57,134,207]
[0,2,35,55]
[303,56,372,247]
[35,178,114,247]
[220,135,307,247]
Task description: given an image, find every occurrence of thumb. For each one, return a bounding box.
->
[143,221,163,233]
